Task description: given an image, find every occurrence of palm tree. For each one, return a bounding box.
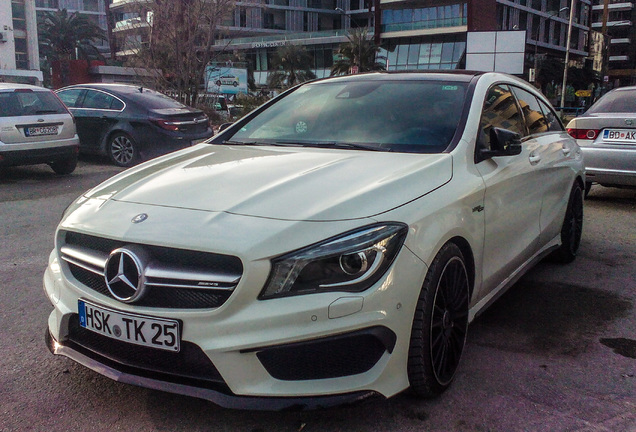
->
[38,9,106,61]
[266,45,316,89]
[331,28,386,76]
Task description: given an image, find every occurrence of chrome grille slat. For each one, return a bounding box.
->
[60,231,243,309]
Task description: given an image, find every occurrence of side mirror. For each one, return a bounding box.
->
[479,127,522,160]
[218,122,233,132]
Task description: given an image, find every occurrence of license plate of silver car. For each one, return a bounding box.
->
[78,299,180,352]
[25,126,58,136]
[603,129,636,142]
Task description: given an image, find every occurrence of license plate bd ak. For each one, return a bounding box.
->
[604,129,636,141]
[78,300,180,352]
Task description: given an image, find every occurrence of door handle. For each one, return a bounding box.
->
[529,153,541,165]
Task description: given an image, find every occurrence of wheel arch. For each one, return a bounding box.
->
[446,236,476,299]
[99,123,137,155]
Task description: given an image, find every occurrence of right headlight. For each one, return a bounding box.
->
[259,223,408,300]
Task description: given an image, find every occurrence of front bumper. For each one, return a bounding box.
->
[45,328,381,410]
[44,236,427,408]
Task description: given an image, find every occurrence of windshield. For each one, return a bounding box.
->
[228,79,468,153]
[586,89,636,114]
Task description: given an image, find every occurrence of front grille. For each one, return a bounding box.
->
[69,265,232,308]
[60,230,242,310]
[255,326,396,381]
[67,314,228,389]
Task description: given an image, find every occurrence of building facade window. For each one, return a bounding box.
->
[381,36,466,70]
[12,0,27,31]
[14,37,29,69]
[381,3,467,33]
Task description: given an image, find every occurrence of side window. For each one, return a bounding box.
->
[538,99,564,132]
[82,90,116,110]
[511,87,548,135]
[57,89,85,108]
[478,85,525,150]
[111,98,124,110]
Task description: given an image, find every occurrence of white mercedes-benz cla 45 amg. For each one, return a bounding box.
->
[44,71,585,410]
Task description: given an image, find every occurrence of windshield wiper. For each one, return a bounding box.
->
[275,141,388,152]
[222,140,264,146]
[223,140,302,147]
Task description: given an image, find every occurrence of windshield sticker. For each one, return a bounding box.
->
[442,85,459,91]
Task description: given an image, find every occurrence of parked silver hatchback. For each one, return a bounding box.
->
[0,83,79,174]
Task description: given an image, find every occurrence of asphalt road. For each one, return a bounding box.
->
[1,157,634,432]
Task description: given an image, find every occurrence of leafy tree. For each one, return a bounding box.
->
[38,9,106,61]
[266,45,316,89]
[331,28,386,76]
[124,0,234,106]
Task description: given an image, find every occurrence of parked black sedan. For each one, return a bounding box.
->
[56,84,213,167]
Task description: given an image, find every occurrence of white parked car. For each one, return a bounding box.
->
[44,71,584,409]
[0,83,79,174]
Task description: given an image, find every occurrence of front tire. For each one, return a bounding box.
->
[549,182,583,263]
[108,132,138,167]
[408,242,470,397]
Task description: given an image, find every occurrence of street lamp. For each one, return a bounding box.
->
[560,0,576,112]
[533,7,569,82]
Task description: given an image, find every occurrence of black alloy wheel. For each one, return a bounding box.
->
[550,182,584,263]
[108,132,138,167]
[408,242,470,397]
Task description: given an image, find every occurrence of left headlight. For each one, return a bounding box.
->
[260,223,408,300]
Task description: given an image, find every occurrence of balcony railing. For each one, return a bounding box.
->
[215,28,362,46]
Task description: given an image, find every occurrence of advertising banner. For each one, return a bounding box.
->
[205,64,248,95]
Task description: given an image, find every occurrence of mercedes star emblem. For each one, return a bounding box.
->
[131,213,148,224]
[104,247,147,303]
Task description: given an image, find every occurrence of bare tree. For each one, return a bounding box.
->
[123,0,234,106]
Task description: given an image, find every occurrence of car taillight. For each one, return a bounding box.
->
[567,128,600,140]
[151,119,180,131]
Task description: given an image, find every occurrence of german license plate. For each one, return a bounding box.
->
[78,300,180,352]
[603,129,636,142]
[25,126,58,137]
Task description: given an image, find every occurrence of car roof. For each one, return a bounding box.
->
[308,70,483,84]
[607,86,636,93]
[57,83,156,96]
[0,83,51,92]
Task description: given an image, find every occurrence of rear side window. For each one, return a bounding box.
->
[510,87,549,135]
[0,90,67,117]
[587,89,636,113]
[57,88,85,108]
[82,90,121,110]
[478,85,525,150]
[538,99,563,132]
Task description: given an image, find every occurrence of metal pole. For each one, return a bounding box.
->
[560,0,576,111]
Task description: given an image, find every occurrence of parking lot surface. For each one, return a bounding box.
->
[1,157,634,431]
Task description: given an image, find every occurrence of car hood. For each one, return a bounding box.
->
[84,144,453,221]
